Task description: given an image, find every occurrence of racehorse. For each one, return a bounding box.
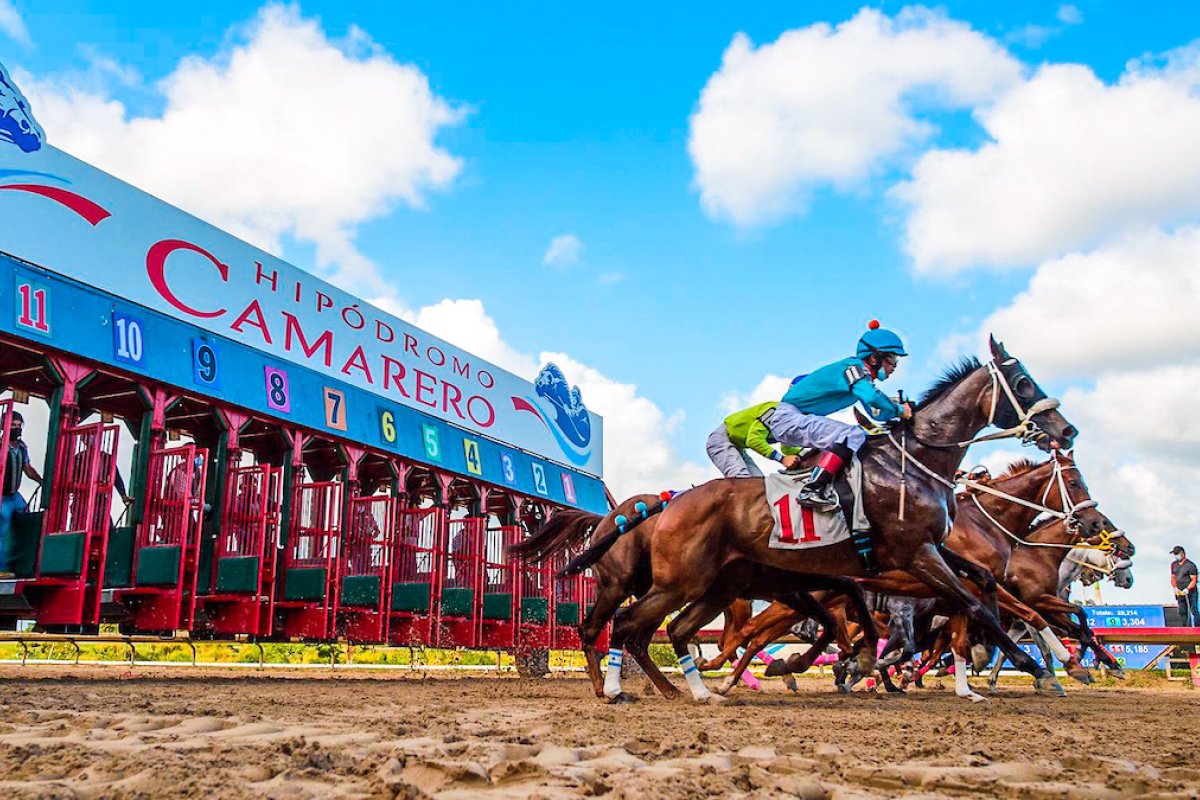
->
[573,339,1077,703]
[699,452,1111,692]
[1059,544,1135,594]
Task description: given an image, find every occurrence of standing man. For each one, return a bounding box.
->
[1,411,43,577]
[1170,546,1198,627]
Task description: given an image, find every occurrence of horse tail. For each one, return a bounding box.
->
[560,497,666,577]
[507,509,602,564]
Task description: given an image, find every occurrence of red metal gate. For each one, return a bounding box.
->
[437,517,483,648]
[336,495,394,643]
[517,538,553,651]
[277,481,342,640]
[388,507,445,646]
[35,422,119,626]
[120,445,208,631]
[551,554,584,650]
[197,463,282,637]
[479,524,520,648]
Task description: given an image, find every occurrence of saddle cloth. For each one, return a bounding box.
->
[765,458,869,550]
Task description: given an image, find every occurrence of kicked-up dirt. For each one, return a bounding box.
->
[0,665,1198,798]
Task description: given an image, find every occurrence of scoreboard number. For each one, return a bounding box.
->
[421,423,442,462]
[462,438,482,476]
[531,463,548,496]
[15,278,50,336]
[323,387,347,431]
[379,408,397,445]
[500,453,516,484]
[112,311,145,366]
[192,339,220,388]
[561,472,577,504]
[264,367,291,412]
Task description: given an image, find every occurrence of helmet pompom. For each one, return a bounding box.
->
[868,319,881,330]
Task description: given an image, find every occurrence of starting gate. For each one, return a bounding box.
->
[437,517,484,647]
[388,507,445,645]
[34,422,120,626]
[277,481,342,640]
[337,495,394,643]
[517,544,554,650]
[118,445,208,631]
[550,555,585,651]
[478,525,521,648]
[196,463,283,637]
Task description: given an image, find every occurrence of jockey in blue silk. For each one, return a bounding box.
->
[766,320,914,511]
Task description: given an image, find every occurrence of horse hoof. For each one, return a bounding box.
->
[1035,675,1067,697]
[1109,666,1126,681]
[958,691,987,703]
[782,676,799,693]
[1067,668,1094,686]
[764,660,789,678]
[884,686,907,695]
[836,683,851,694]
[697,692,728,705]
[605,692,638,704]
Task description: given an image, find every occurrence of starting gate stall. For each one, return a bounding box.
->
[550,555,585,651]
[337,495,395,643]
[517,547,554,651]
[275,480,342,640]
[27,422,120,627]
[115,444,208,631]
[437,516,484,647]
[195,463,283,638]
[388,506,445,646]
[478,524,522,648]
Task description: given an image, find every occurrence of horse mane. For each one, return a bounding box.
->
[997,457,1041,480]
[917,357,982,407]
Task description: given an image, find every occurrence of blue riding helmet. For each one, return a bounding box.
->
[856,322,908,360]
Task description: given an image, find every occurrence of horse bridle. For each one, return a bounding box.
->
[959,457,1099,542]
[908,357,1063,450]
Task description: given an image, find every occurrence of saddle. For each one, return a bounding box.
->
[765,458,869,551]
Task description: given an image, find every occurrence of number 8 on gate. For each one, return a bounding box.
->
[264,366,291,412]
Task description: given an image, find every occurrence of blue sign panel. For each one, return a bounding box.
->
[0,254,609,512]
[1084,605,1166,628]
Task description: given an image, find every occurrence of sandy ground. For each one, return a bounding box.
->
[1,666,1198,799]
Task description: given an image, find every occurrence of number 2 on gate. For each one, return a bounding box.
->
[773,495,820,544]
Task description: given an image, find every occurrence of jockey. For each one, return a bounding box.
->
[706,401,803,478]
[766,320,913,511]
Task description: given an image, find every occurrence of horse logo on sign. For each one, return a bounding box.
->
[0,60,45,153]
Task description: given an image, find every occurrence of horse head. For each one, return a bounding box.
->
[988,336,1076,452]
[0,62,46,153]
[1043,451,1109,539]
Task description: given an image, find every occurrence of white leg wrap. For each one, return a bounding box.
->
[954,652,986,703]
[1039,627,1073,664]
[603,648,624,698]
[677,653,711,700]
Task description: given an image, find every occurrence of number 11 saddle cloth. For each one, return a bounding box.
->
[765,458,870,551]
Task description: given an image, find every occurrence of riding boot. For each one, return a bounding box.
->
[794,443,852,512]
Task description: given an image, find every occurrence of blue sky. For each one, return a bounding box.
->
[4,1,1200,604]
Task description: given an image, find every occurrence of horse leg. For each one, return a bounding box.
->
[582,580,631,698]
[774,592,842,679]
[667,587,746,703]
[949,614,986,703]
[1057,606,1125,679]
[907,543,1064,697]
[996,588,1091,685]
[987,621,1025,692]
[785,575,878,677]
[697,599,752,671]
[606,591,684,702]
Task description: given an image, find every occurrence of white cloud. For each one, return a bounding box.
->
[374,294,713,498]
[687,6,1020,226]
[597,271,626,285]
[720,373,792,413]
[0,0,30,46]
[22,3,464,294]
[897,47,1200,273]
[977,226,1200,379]
[1057,4,1083,25]
[543,234,583,268]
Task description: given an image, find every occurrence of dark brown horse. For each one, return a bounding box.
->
[574,338,1077,702]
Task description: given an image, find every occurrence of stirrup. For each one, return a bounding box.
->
[795,483,838,512]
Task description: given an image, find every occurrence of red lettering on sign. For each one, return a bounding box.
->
[146,239,228,318]
[282,312,333,367]
[403,334,419,356]
[229,299,273,344]
[341,345,373,382]
[443,382,464,419]
[381,356,412,399]
[414,369,438,408]
[467,395,495,428]
[255,261,278,292]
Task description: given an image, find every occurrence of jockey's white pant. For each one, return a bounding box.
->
[765,403,867,453]
[705,425,764,478]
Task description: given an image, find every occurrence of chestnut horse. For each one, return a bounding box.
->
[573,339,1077,702]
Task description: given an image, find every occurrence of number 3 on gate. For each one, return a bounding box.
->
[264,367,291,412]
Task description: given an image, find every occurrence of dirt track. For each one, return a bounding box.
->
[1,666,1198,799]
